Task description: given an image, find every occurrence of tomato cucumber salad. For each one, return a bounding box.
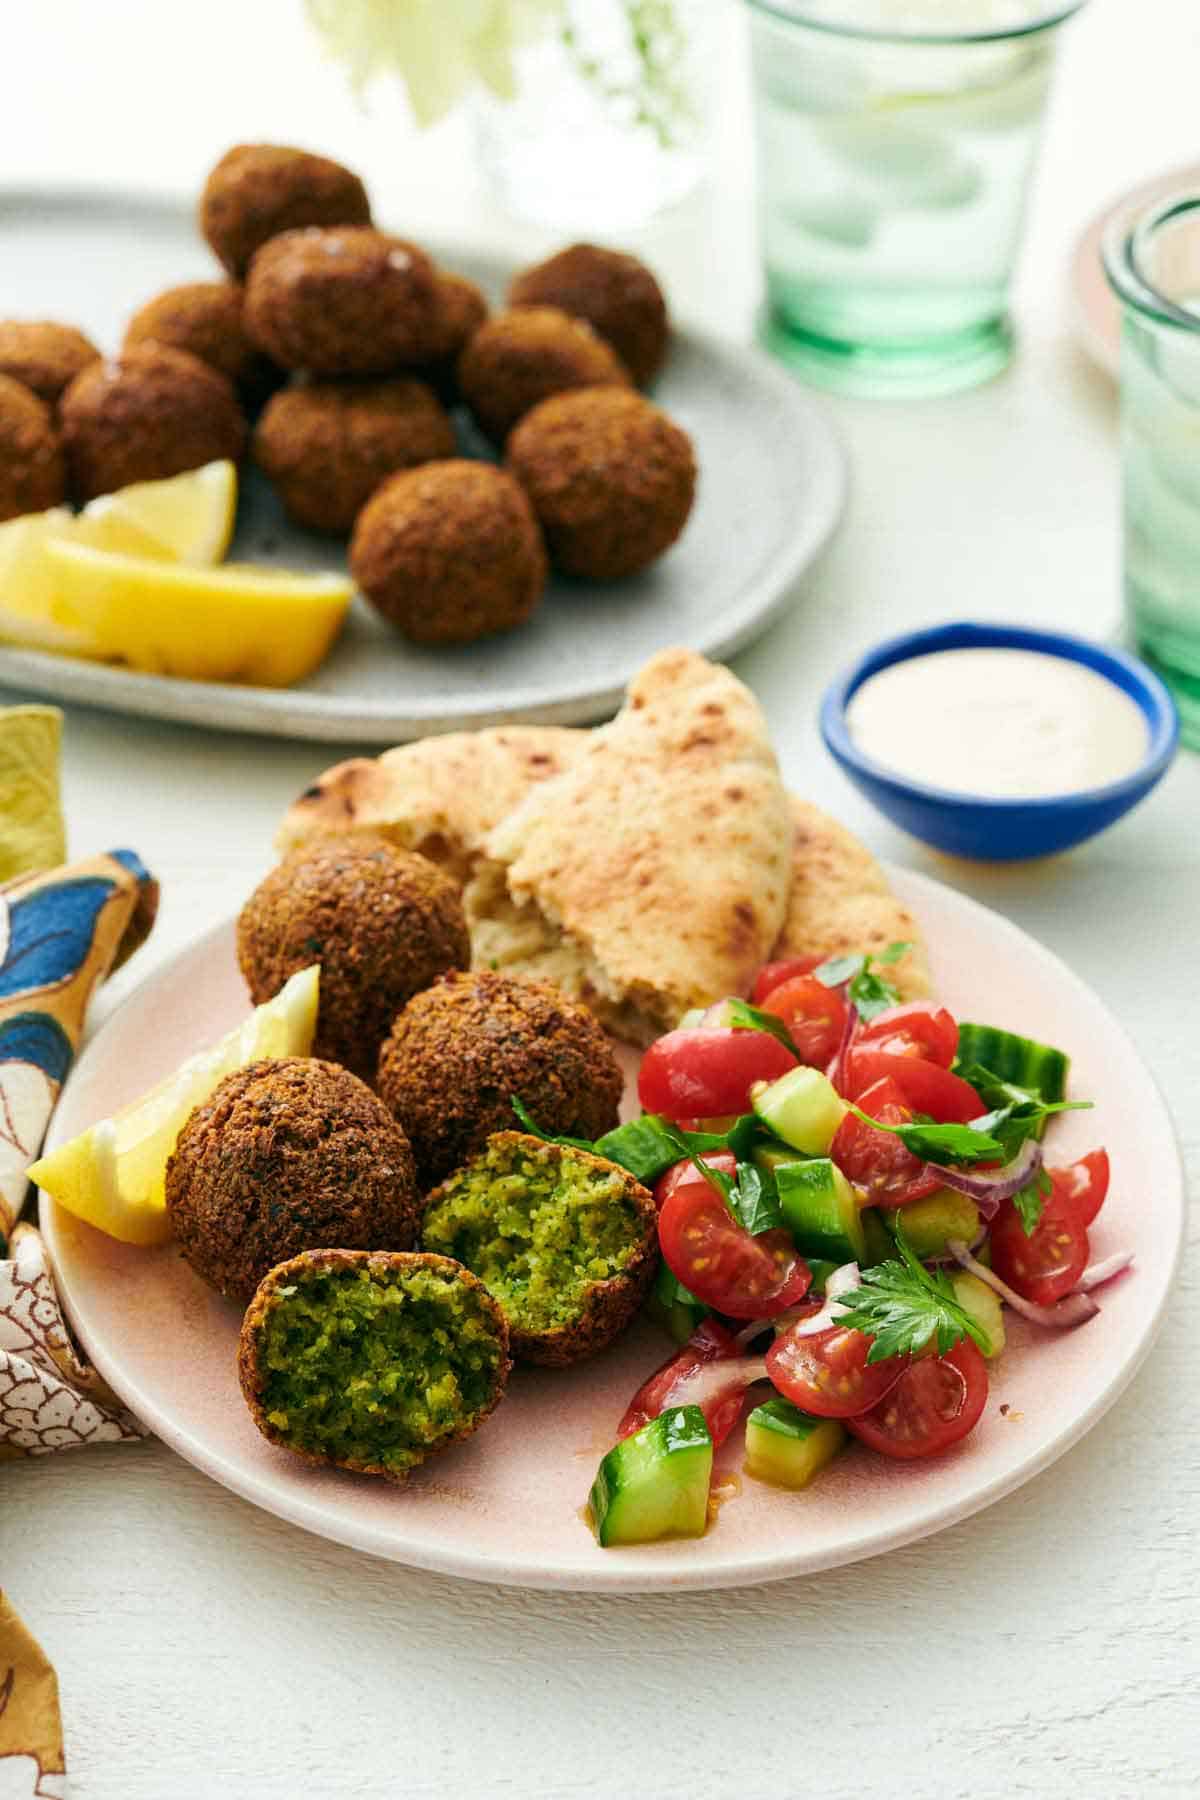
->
[519,943,1131,1550]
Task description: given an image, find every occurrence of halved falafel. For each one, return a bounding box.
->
[238,1248,510,1479]
[507,386,695,581]
[59,344,246,502]
[200,143,372,279]
[253,376,456,534]
[377,970,623,1190]
[423,1132,656,1366]
[124,281,279,407]
[0,374,65,521]
[509,244,670,387]
[244,227,443,375]
[457,306,631,445]
[350,460,546,645]
[165,1056,419,1304]
[237,837,470,1080]
[0,321,100,412]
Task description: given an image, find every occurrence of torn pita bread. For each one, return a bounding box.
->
[774,798,930,999]
[476,648,795,1043]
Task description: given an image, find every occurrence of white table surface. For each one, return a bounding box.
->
[3,2,1199,1796]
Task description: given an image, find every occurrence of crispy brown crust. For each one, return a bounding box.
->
[236,837,469,1079]
[509,244,669,387]
[0,320,100,411]
[59,344,246,502]
[349,460,547,645]
[237,1247,511,1481]
[165,1056,419,1304]
[507,386,695,581]
[420,272,490,404]
[424,1131,658,1368]
[200,143,372,279]
[0,374,65,520]
[377,970,623,1190]
[253,376,455,534]
[244,228,442,375]
[457,306,630,444]
[124,281,277,401]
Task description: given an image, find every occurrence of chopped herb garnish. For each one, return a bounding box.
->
[835,1237,992,1362]
[844,1101,1005,1167]
[812,941,912,1022]
[509,1097,595,1153]
[1014,1165,1053,1236]
[724,997,803,1062]
[971,1097,1092,1163]
[725,1162,784,1236]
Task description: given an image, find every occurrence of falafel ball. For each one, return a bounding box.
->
[509,244,669,387]
[507,386,695,581]
[59,344,246,502]
[0,375,66,522]
[457,305,630,444]
[238,1248,510,1479]
[423,1133,657,1367]
[124,281,279,407]
[252,376,456,534]
[244,227,443,376]
[350,460,546,645]
[377,970,624,1190]
[165,1056,419,1304]
[420,271,489,405]
[236,836,470,1080]
[200,142,372,280]
[0,321,100,412]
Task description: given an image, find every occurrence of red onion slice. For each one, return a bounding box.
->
[935,1138,1042,1220]
[1073,1251,1135,1293]
[663,1356,769,1411]
[947,1239,1100,1329]
[781,1262,861,1339]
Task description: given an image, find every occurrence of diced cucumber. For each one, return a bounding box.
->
[954,1023,1068,1106]
[751,1066,847,1157]
[950,1271,1006,1358]
[884,1189,981,1261]
[744,1397,845,1490]
[645,1260,711,1344]
[860,1206,894,1268]
[774,1158,866,1265]
[591,1115,686,1183]
[589,1405,713,1546]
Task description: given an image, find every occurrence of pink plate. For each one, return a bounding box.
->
[1071,161,1200,376]
[41,869,1183,1592]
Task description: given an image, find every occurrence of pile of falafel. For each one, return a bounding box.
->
[1,141,697,654]
[165,834,658,1483]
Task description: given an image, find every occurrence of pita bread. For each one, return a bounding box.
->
[772,798,930,999]
[477,648,795,1043]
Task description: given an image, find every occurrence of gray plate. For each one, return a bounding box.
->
[0,187,846,743]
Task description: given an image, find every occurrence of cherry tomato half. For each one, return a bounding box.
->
[637,1027,797,1122]
[658,1179,812,1320]
[1048,1149,1110,1229]
[766,1320,909,1419]
[830,1074,942,1208]
[618,1319,747,1446]
[857,1001,959,1069]
[990,1187,1090,1308]
[845,1339,988,1459]
[842,1048,983,1123]
[752,955,824,1005]
[761,974,849,1070]
[653,1151,739,1214]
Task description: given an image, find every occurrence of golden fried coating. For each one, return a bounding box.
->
[200,143,372,279]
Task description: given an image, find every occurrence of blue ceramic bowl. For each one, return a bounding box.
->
[820,621,1179,861]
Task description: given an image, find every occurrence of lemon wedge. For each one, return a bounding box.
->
[43,540,352,686]
[72,460,237,565]
[30,965,320,1247]
[0,509,100,654]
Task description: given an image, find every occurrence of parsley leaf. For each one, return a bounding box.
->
[812,941,912,1022]
[843,1101,1005,1167]
[812,951,863,989]
[835,1238,993,1362]
[876,941,913,967]
[726,1162,784,1235]
[1014,1165,1052,1236]
[509,1097,595,1153]
[723,997,803,1063]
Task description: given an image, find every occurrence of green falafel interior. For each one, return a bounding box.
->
[245,1256,507,1477]
[422,1132,652,1341]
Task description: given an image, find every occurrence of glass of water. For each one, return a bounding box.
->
[1105,194,1200,749]
[746,0,1085,397]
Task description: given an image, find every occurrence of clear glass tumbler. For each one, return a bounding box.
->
[746,0,1084,396]
[1105,194,1200,750]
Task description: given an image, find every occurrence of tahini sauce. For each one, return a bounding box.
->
[845,648,1149,799]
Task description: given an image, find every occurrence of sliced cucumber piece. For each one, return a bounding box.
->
[950,1270,1005,1358]
[751,1066,847,1157]
[744,1397,845,1490]
[954,1023,1068,1106]
[645,1260,711,1344]
[774,1157,866,1265]
[885,1189,981,1261]
[589,1405,713,1547]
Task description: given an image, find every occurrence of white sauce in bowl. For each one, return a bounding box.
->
[845,647,1150,798]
